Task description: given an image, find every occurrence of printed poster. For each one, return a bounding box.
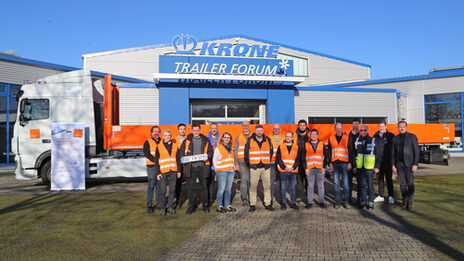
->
[51,123,85,190]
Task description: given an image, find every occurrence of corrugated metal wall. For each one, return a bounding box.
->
[340,75,464,124]
[294,90,396,123]
[0,60,66,85]
[119,87,159,125]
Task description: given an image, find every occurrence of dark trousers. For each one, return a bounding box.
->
[146,166,159,207]
[175,173,183,204]
[187,166,209,207]
[333,162,350,203]
[396,162,415,204]
[378,165,394,198]
[296,160,307,200]
[347,169,357,203]
[280,172,297,204]
[358,169,375,204]
[208,170,216,205]
[157,171,177,209]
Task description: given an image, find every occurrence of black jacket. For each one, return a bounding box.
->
[295,127,310,165]
[179,133,213,178]
[348,131,360,165]
[276,143,301,171]
[244,133,274,170]
[391,132,420,168]
[352,135,384,170]
[373,130,395,167]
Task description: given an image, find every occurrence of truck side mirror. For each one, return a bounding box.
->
[19,99,30,126]
[20,98,27,113]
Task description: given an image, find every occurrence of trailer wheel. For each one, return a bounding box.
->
[40,160,51,187]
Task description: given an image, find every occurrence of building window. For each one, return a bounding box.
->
[191,100,265,124]
[425,92,463,151]
[307,117,386,124]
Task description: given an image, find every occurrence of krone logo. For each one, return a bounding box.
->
[172,34,197,54]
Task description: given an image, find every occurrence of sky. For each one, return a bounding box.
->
[1,0,463,79]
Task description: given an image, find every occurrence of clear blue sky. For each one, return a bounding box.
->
[2,0,463,79]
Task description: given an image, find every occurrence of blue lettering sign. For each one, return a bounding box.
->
[173,34,280,57]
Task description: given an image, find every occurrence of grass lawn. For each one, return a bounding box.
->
[0,192,216,260]
[386,174,464,261]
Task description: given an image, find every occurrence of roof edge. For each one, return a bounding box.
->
[310,69,464,88]
[81,34,371,68]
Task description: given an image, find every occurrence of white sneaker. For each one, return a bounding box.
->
[374,196,384,203]
[389,196,395,204]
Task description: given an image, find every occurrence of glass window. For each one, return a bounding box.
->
[425,93,461,103]
[426,102,462,136]
[191,104,225,117]
[335,117,358,124]
[308,117,334,124]
[22,99,49,120]
[362,117,387,124]
[228,104,259,117]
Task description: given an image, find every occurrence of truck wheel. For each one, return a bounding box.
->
[41,160,51,187]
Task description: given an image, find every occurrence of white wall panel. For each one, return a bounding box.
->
[119,88,159,125]
[423,76,464,94]
[0,60,66,85]
[294,90,396,123]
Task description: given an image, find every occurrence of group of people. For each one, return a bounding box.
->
[143,119,420,216]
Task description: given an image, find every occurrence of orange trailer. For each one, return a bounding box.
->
[104,75,454,151]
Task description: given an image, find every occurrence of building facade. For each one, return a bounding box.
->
[82,35,464,152]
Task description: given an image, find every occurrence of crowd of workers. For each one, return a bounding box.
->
[143,119,419,216]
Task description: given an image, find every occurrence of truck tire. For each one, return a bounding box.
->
[40,160,51,187]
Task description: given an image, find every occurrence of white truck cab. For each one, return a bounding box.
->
[13,70,101,183]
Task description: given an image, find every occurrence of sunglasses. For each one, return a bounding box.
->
[360,129,368,132]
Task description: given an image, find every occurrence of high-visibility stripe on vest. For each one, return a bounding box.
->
[184,139,210,166]
[355,137,376,169]
[215,144,235,172]
[305,141,324,169]
[158,141,178,173]
[269,134,285,162]
[329,135,349,162]
[146,138,158,166]
[277,143,298,173]
[248,138,271,165]
[236,134,247,160]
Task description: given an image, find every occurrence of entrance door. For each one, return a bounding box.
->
[190,100,266,124]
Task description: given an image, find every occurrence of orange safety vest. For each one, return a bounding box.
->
[146,138,158,166]
[215,144,235,172]
[248,138,271,165]
[184,139,210,166]
[269,134,285,162]
[158,141,178,173]
[236,134,247,160]
[305,141,325,169]
[329,134,349,162]
[277,143,298,173]
[173,136,185,149]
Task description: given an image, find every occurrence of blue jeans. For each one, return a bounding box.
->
[147,166,159,207]
[280,172,297,204]
[358,169,375,204]
[216,171,235,208]
[333,162,350,203]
